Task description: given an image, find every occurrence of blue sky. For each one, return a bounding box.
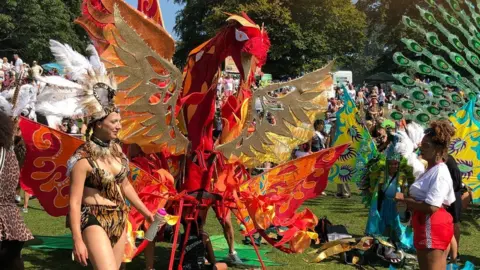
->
[125,0,183,39]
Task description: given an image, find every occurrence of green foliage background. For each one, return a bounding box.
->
[0,0,89,64]
[0,0,433,82]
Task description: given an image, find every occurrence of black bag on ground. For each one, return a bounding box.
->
[314,217,352,244]
[314,217,333,244]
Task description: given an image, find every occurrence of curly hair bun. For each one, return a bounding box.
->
[429,120,456,146]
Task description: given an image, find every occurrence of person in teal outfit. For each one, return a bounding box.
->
[360,131,424,263]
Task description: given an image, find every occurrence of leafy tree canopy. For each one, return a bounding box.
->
[355,0,426,78]
[173,0,367,77]
[0,0,88,64]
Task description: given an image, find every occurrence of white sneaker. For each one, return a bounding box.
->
[15,195,21,203]
[228,251,243,265]
[22,207,28,213]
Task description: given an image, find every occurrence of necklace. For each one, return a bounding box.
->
[89,136,114,159]
[91,136,110,148]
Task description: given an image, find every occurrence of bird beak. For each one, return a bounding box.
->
[241,52,254,82]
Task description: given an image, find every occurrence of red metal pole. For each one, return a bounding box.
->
[169,199,184,270]
[231,209,267,270]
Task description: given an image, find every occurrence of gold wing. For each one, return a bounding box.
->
[78,1,187,154]
[216,61,334,167]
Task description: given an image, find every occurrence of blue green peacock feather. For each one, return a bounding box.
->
[391,0,480,124]
[328,86,378,183]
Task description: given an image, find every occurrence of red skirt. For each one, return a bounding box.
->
[412,208,453,250]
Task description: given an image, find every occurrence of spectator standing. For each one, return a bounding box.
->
[217,74,224,96]
[379,89,386,107]
[13,54,24,75]
[311,120,327,152]
[223,74,234,97]
[2,57,10,71]
[348,84,356,100]
[30,61,43,78]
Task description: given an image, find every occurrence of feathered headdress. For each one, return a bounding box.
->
[35,40,117,124]
[0,84,38,120]
[393,130,425,178]
[405,121,424,148]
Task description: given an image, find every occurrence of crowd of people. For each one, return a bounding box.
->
[212,76,472,270]
[0,54,474,270]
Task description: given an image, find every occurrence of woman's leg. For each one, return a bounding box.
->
[23,191,30,212]
[112,226,127,269]
[454,223,461,254]
[449,236,458,262]
[145,241,156,270]
[418,249,447,270]
[0,240,25,270]
[82,225,117,270]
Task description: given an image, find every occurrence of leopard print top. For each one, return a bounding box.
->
[0,148,33,241]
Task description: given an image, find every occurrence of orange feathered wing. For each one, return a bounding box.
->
[76,0,186,155]
[235,144,348,253]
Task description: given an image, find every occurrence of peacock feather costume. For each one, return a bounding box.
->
[390,0,480,124]
[390,0,480,204]
[359,133,421,252]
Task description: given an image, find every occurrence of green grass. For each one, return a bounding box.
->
[21,184,480,269]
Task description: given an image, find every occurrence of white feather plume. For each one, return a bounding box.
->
[0,96,12,116]
[35,75,83,90]
[33,40,117,125]
[49,40,93,83]
[394,131,425,178]
[86,44,106,75]
[12,84,38,117]
[36,84,86,119]
[406,122,425,148]
[0,88,14,99]
[46,115,64,129]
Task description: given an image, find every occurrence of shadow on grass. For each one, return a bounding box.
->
[461,204,480,232]
[23,245,173,270]
[458,254,480,268]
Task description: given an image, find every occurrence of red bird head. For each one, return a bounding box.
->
[225,12,271,82]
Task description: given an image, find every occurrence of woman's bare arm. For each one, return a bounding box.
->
[395,193,440,215]
[69,159,89,242]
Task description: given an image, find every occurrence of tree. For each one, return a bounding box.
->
[173,0,367,77]
[0,0,88,64]
[355,0,426,78]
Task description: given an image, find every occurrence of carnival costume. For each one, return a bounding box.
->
[29,39,128,246]
[17,2,349,267]
[67,139,130,246]
[360,131,425,252]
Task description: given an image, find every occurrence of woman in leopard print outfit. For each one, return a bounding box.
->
[0,111,33,270]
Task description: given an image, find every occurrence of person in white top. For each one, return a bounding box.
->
[347,83,356,100]
[13,54,24,75]
[294,143,311,159]
[395,120,456,270]
[379,89,386,107]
